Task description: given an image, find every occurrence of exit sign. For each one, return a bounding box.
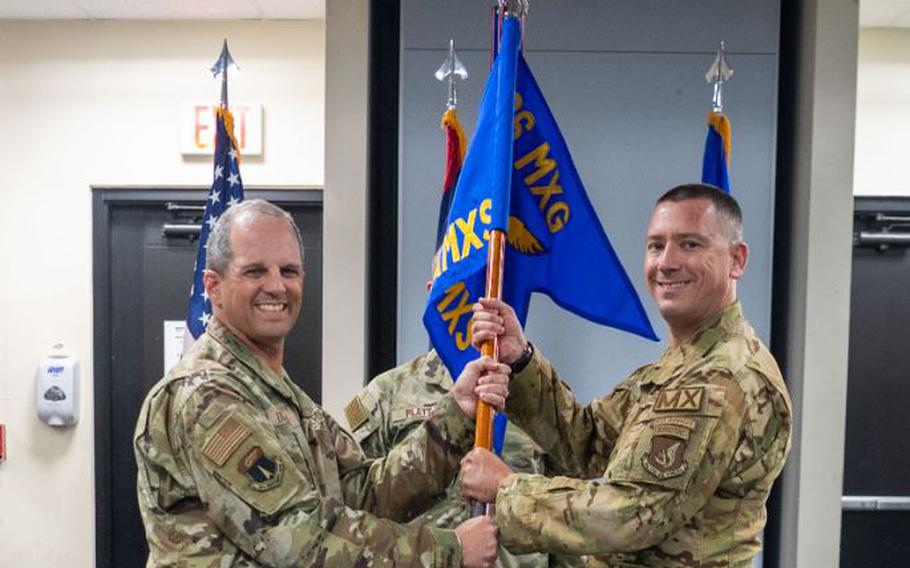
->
[181,103,262,157]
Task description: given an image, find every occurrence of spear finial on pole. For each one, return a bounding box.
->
[499,0,529,20]
[435,39,468,110]
[210,39,238,108]
[706,40,734,113]
[498,0,529,43]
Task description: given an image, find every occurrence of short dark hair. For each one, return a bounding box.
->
[656,183,743,240]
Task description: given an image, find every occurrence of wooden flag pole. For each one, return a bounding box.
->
[474,228,506,451]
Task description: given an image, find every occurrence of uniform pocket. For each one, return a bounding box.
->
[606,385,727,492]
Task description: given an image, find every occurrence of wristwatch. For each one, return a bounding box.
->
[509,341,534,374]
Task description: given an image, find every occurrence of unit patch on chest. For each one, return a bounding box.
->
[642,417,696,480]
[238,446,283,490]
[653,387,705,413]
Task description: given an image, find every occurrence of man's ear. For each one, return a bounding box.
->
[202,269,222,307]
[729,241,749,280]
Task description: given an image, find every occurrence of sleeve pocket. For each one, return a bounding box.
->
[193,412,310,517]
[607,385,726,492]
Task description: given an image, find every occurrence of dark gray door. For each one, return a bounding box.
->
[840,197,910,567]
[93,189,323,568]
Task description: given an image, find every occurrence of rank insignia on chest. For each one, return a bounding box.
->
[267,404,294,427]
[642,419,694,479]
[238,446,283,490]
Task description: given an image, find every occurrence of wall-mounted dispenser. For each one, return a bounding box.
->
[37,343,79,427]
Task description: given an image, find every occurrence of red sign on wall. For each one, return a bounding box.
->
[181,103,262,156]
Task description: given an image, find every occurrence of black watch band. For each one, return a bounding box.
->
[509,342,534,374]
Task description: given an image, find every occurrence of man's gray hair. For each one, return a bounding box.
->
[205,199,305,273]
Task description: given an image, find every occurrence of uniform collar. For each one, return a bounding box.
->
[644,301,745,386]
[421,349,454,388]
[205,317,299,405]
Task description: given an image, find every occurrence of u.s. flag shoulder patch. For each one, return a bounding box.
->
[201,416,251,466]
[345,396,368,431]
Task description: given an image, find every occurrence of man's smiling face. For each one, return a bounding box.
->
[644,198,745,337]
[205,215,304,353]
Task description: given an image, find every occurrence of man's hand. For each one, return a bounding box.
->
[454,516,498,568]
[471,298,527,365]
[460,447,513,504]
[453,357,511,419]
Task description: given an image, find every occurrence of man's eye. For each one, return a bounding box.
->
[245,268,265,277]
[281,268,301,277]
[647,242,663,252]
[681,241,701,250]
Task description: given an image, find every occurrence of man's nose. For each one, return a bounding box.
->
[262,268,286,293]
[657,243,681,271]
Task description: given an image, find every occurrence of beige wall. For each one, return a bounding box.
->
[322,0,369,421]
[0,20,324,565]
[774,1,857,566]
[855,28,910,196]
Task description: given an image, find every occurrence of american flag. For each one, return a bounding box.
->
[186,107,245,339]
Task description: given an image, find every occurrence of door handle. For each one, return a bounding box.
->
[165,203,205,213]
[162,224,201,237]
[842,495,910,511]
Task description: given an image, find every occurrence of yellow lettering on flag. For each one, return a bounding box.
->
[546,202,571,233]
[434,199,496,279]
[436,282,474,351]
[455,209,484,259]
[513,93,535,141]
[515,142,557,186]
[530,170,563,212]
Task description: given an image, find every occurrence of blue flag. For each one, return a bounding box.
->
[424,15,656,408]
[701,111,731,192]
[186,108,245,338]
[424,16,519,374]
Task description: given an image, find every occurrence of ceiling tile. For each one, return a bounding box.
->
[0,0,324,20]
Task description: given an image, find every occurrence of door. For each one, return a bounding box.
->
[840,197,910,567]
[93,188,323,568]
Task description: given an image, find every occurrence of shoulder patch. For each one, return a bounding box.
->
[650,416,697,439]
[238,446,283,490]
[654,387,705,413]
[642,419,691,480]
[201,416,251,466]
[197,399,229,429]
[345,396,369,431]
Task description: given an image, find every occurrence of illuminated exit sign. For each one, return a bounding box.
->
[181,103,263,157]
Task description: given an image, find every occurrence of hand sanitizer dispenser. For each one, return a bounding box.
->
[37,343,79,427]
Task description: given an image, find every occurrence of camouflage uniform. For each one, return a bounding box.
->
[134,318,474,567]
[495,303,792,567]
[346,350,566,568]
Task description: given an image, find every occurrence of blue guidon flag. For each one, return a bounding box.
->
[424,16,657,451]
[701,111,731,192]
[186,107,245,339]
